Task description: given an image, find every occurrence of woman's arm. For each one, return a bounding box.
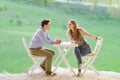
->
[67,30,72,40]
[80,28,97,40]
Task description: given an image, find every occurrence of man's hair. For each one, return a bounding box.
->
[41,19,50,27]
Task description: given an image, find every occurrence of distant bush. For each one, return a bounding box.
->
[89,5,109,19]
[33,0,55,6]
[9,14,23,26]
[0,5,7,11]
[107,6,120,19]
[54,2,120,20]
[10,0,55,6]
[54,2,91,15]
[9,19,13,23]
[17,19,22,26]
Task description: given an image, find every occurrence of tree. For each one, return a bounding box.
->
[93,0,98,17]
[44,0,47,6]
[32,0,55,6]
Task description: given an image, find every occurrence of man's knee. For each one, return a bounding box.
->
[48,51,55,56]
[45,49,55,55]
[51,51,55,55]
[48,50,55,55]
[47,52,54,58]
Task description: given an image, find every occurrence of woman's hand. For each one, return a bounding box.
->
[74,41,78,44]
[96,36,102,40]
[71,40,78,44]
[71,40,78,47]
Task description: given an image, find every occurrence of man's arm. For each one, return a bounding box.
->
[46,32,56,44]
[37,30,55,44]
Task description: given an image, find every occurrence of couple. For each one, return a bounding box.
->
[29,19,98,76]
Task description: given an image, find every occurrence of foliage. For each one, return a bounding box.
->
[107,6,120,19]
[10,0,55,6]
[0,0,120,73]
[0,5,7,11]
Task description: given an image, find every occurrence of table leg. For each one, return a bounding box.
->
[56,46,76,76]
[53,47,71,73]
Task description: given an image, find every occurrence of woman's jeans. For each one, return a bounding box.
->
[74,45,91,68]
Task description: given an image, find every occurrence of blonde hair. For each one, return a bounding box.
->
[68,20,82,41]
[68,19,78,32]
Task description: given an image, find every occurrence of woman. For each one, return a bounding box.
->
[67,20,98,76]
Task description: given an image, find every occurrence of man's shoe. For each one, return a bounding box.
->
[46,71,57,76]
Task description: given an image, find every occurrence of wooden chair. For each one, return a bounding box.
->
[81,36,103,76]
[22,37,46,74]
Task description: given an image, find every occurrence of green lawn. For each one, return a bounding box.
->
[0,1,120,73]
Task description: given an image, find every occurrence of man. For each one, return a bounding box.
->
[29,19,61,76]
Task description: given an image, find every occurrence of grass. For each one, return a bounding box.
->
[0,0,120,73]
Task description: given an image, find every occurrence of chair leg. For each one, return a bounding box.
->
[27,64,36,74]
[27,63,46,74]
[81,58,94,75]
[83,58,92,68]
[81,59,99,76]
[52,49,69,73]
[52,58,64,73]
[81,66,88,76]
[39,66,46,74]
[90,65,99,75]
[53,47,71,73]
[53,55,61,66]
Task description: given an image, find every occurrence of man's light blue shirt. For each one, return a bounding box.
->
[29,27,56,48]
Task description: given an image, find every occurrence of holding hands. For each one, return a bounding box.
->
[56,39,62,44]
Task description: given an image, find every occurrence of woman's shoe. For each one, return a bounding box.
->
[77,69,81,77]
[77,64,82,77]
[79,64,82,69]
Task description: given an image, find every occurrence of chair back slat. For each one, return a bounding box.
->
[22,37,46,74]
[93,37,103,55]
[22,37,32,57]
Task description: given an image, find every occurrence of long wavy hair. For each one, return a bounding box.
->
[68,20,82,41]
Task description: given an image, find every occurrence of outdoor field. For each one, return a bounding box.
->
[0,0,120,73]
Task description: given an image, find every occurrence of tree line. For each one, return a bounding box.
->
[10,0,55,6]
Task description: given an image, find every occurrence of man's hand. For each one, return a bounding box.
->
[56,40,62,44]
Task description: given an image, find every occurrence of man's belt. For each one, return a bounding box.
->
[30,47,42,50]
